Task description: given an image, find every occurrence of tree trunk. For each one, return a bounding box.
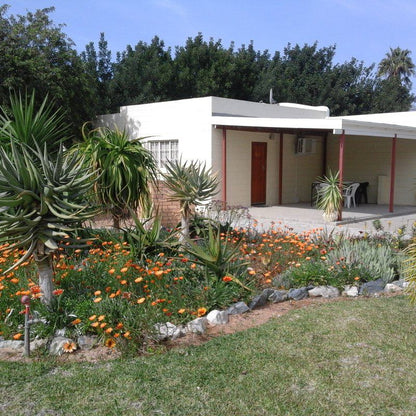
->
[179,214,190,244]
[35,245,54,306]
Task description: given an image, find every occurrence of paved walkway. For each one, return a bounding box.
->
[247,204,416,236]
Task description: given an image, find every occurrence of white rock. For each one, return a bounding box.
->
[186,317,208,334]
[308,286,339,298]
[154,322,178,340]
[342,285,359,297]
[206,310,229,325]
[384,283,403,293]
[49,336,75,356]
[0,340,24,350]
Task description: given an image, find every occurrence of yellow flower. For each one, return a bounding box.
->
[93,297,102,303]
[197,307,207,317]
[137,297,146,304]
[178,308,186,314]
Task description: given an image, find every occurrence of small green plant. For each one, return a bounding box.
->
[316,170,343,221]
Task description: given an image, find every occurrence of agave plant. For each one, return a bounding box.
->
[162,159,219,242]
[0,142,98,305]
[73,126,157,228]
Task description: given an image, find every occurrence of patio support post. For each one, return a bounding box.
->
[389,134,397,213]
[278,132,283,205]
[337,130,345,221]
[222,127,227,209]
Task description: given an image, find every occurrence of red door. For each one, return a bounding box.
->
[251,142,267,205]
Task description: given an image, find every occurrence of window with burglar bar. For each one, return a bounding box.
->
[145,140,178,169]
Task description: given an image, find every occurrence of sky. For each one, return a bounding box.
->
[7,0,416,70]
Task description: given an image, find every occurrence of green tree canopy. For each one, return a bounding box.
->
[0,5,95,134]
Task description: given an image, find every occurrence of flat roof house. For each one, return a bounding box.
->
[98,96,416,224]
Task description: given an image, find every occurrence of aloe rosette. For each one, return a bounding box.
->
[0,141,98,304]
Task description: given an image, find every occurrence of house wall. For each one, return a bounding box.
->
[281,135,325,204]
[326,134,416,205]
[98,97,215,167]
[221,130,279,206]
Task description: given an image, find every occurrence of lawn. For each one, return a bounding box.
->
[1,295,415,416]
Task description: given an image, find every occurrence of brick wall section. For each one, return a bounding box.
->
[87,180,181,229]
[150,180,181,228]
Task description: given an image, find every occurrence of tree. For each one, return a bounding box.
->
[0,94,97,305]
[80,33,113,115]
[0,5,95,134]
[109,36,173,110]
[173,34,234,99]
[162,159,219,243]
[74,126,157,229]
[378,47,416,87]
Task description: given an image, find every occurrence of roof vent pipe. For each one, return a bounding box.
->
[269,89,277,104]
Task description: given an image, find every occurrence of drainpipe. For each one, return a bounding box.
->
[337,130,345,221]
[389,134,397,213]
[222,127,227,209]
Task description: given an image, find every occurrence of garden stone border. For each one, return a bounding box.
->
[0,279,408,355]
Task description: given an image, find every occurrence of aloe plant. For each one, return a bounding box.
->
[0,142,98,305]
[316,170,343,221]
[0,91,70,152]
[163,159,219,242]
[73,126,157,228]
[183,225,251,291]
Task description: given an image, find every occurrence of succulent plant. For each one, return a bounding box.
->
[0,141,98,304]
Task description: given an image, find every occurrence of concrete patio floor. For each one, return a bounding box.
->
[247,203,416,236]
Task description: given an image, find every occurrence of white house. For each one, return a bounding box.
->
[98,96,416,223]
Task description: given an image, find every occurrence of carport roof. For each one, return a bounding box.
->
[212,114,416,140]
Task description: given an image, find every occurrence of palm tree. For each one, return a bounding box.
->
[378,47,416,86]
[74,126,157,228]
[162,159,219,243]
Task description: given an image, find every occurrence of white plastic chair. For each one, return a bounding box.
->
[343,182,360,208]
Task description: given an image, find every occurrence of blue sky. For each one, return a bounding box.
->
[7,0,416,70]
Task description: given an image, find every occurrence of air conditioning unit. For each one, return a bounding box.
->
[295,137,316,155]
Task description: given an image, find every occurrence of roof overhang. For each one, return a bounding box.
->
[212,116,416,140]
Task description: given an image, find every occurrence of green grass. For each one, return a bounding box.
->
[1,296,416,415]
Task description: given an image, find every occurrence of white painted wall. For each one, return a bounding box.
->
[281,135,324,204]
[98,97,215,167]
[224,130,279,206]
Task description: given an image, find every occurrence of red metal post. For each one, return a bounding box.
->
[222,128,227,209]
[278,132,283,205]
[337,130,345,221]
[389,134,397,213]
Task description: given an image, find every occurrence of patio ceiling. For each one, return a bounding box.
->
[212,115,416,140]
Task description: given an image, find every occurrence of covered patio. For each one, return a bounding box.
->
[213,107,416,220]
